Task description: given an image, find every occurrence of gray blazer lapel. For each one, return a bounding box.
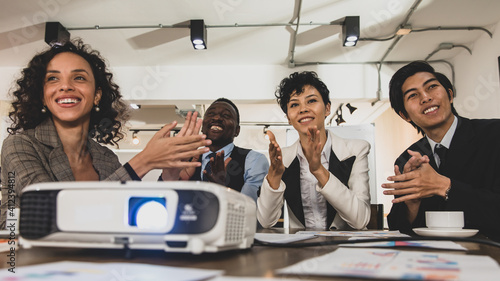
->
[35,118,75,181]
[48,147,74,181]
[88,140,118,180]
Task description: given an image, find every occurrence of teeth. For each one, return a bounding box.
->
[424,106,438,114]
[57,98,80,104]
[299,118,313,123]
[211,125,223,131]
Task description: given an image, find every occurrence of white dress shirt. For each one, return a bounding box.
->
[296,134,331,229]
[427,116,458,167]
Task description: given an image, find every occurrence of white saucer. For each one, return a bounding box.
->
[413,227,479,238]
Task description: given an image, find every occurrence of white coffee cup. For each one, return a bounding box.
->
[425,211,464,230]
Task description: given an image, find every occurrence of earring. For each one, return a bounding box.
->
[41,106,47,113]
[94,104,100,112]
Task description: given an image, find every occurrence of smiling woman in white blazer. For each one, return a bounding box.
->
[257,71,371,230]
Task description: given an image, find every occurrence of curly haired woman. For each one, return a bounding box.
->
[0,39,210,228]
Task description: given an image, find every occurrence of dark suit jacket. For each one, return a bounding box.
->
[387,117,500,241]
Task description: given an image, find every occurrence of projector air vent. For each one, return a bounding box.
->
[225,202,245,243]
[19,190,59,239]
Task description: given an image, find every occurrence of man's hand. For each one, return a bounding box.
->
[402,150,430,173]
[203,150,231,185]
[392,164,421,223]
[382,162,451,204]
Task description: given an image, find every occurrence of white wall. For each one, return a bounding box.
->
[94,64,380,105]
[453,22,500,118]
[0,64,380,103]
[373,106,420,224]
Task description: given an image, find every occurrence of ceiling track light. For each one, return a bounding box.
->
[190,19,207,50]
[44,22,70,47]
[336,106,346,125]
[263,125,270,135]
[342,16,360,47]
[262,125,271,140]
[335,115,346,126]
[346,103,357,114]
[132,130,140,145]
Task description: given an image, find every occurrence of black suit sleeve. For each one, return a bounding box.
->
[446,178,500,241]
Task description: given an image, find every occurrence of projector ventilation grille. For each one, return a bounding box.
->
[225,202,245,243]
[19,190,59,239]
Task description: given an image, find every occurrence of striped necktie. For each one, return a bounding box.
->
[434,144,448,169]
[202,152,216,181]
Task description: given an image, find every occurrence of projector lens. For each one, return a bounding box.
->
[136,201,168,229]
[129,197,167,229]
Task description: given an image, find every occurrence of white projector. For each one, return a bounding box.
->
[19,181,256,254]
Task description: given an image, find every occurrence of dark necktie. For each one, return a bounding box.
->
[202,152,216,181]
[434,144,448,169]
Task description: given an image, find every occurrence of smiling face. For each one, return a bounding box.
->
[43,52,101,128]
[286,85,331,136]
[400,71,454,135]
[201,101,240,150]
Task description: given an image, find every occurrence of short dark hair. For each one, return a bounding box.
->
[275,71,331,114]
[389,61,458,135]
[7,38,129,146]
[212,97,240,124]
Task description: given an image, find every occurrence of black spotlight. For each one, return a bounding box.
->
[190,19,207,50]
[346,103,357,114]
[335,115,346,126]
[342,16,359,47]
[335,107,346,126]
[44,22,70,47]
[263,125,270,135]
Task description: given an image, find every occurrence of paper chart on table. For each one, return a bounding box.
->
[0,261,223,281]
[212,277,304,281]
[296,230,410,237]
[254,233,316,244]
[341,238,467,251]
[277,247,500,280]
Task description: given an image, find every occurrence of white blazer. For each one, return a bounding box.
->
[257,130,371,230]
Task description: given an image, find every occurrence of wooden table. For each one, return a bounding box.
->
[1,229,499,280]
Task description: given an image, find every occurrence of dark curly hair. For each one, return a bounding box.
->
[275,71,331,114]
[389,61,457,135]
[8,38,129,146]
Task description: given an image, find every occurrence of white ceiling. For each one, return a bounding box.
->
[2,0,499,68]
[1,0,499,126]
